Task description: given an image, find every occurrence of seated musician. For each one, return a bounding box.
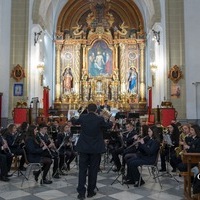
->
[4,123,26,171]
[159,123,180,172]
[57,123,77,173]
[25,125,52,184]
[37,123,60,178]
[124,125,160,186]
[0,131,13,181]
[170,124,191,172]
[50,120,60,142]
[176,124,200,172]
[111,122,137,172]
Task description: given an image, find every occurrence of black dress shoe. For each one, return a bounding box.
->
[134,179,145,187]
[19,166,26,171]
[112,168,120,172]
[123,179,135,184]
[159,169,166,172]
[6,173,13,177]
[87,191,96,198]
[0,176,10,182]
[77,194,85,200]
[41,179,52,184]
[52,173,60,179]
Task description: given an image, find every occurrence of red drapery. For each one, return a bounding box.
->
[43,87,49,118]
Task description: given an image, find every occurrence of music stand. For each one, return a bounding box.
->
[157,134,179,183]
[71,126,81,134]
[128,113,139,119]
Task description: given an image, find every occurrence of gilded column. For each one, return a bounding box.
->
[55,43,62,102]
[114,44,118,69]
[74,43,81,95]
[139,43,146,102]
[82,45,86,70]
[119,43,126,94]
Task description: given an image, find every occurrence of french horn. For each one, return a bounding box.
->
[101,108,112,119]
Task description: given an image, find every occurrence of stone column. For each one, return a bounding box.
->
[139,43,146,102]
[55,44,62,102]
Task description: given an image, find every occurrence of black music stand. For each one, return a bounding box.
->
[128,113,139,119]
[71,126,81,134]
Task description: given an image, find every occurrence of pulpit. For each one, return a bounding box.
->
[182,153,200,200]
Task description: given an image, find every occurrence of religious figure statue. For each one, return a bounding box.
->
[73,23,84,36]
[128,67,137,94]
[63,67,73,93]
[117,22,128,36]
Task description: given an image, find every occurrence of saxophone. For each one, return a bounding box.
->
[175,132,187,157]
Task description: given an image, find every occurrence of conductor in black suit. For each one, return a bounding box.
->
[73,103,113,200]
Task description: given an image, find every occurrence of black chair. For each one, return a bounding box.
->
[138,150,162,188]
[21,146,43,187]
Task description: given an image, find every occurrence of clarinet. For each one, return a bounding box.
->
[36,133,53,158]
[57,133,69,152]
[0,135,14,157]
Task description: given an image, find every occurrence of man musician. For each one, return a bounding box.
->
[56,123,77,173]
[111,122,137,172]
[37,123,60,178]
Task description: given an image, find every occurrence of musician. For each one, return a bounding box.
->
[124,125,160,186]
[170,124,191,172]
[25,125,52,184]
[37,123,60,178]
[111,122,137,172]
[57,123,76,172]
[50,120,60,142]
[72,103,113,200]
[0,132,13,181]
[4,123,26,171]
[100,99,111,111]
[176,124,200,172]
[159,123,180,172]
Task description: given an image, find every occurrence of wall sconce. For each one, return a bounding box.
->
[34,31,42,46]
[37,63,45,86]
[150,64,158,73]
[152,29,160,45]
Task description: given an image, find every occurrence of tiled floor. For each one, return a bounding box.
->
[0,158,185,200]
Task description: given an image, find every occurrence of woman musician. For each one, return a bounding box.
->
[159,123,180,172]
[25,125,52,184]
[37,123,60,179]
[4,123,26,171]
[124,125,160,186]
[56,123,77,173]
[0,130,13,181]
[175,124,200,172]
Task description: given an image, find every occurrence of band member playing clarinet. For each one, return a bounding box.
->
[57,123,76,173]
[72,103,113,200]
[37,123,60,179]
[25,125,53,184]
[0,131,13,181]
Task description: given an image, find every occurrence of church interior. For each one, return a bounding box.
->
[0,0,200,200]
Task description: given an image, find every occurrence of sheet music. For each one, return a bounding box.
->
[163,134,173,146]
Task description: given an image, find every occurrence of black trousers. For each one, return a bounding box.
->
[0,153,12,176]
[77,153,101,196]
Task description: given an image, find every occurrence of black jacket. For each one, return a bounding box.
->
[73,112,112,154]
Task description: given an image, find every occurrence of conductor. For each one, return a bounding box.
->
[72,103,113,200]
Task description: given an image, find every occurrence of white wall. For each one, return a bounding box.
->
[0,0,11,119]
[184,0,200,119]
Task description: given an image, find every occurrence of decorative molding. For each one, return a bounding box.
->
[11,64,25,82]
[168,65,183,83]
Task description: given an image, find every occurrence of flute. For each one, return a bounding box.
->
[126,135,149,150]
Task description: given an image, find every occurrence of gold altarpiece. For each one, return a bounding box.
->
[54,0,147,112]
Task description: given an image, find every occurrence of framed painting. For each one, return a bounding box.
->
[88,40,113,77]
[14,83,23,96]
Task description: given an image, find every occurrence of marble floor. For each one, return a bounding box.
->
[0,158,186,200]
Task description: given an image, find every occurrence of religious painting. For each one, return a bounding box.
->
[14,83,23,96]
[88,40,113,77]
[168,65,183,83]
[127,67,138,94]
[62,67,73,93]
[171,83,181,98]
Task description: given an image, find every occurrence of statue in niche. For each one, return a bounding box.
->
[73,23,84,36]
[63,67,73,93]
[128,67,138,94]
